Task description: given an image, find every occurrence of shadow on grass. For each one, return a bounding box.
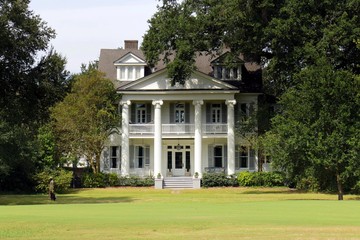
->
[0,194,134,206]
[241,188,301,195]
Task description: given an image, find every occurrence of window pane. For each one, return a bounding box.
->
[128,66,133,79]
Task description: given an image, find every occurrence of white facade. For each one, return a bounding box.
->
[98,43,263,188]
[101,70,261,178]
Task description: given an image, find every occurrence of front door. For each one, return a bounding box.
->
[167,145,191,176]
[174,152,184,176]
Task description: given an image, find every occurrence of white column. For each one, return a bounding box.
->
[193,100,203,178]
[226,100,236,175]
[120,100,131,176]
[152,100,163,178]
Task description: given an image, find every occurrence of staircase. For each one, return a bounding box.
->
[163,177,193,189]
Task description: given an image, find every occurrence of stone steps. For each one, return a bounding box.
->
[163,177,193,189]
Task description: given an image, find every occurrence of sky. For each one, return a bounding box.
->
[29,0,159,74]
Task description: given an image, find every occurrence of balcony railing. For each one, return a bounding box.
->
[129,123,227,135]
[203,124,227,134]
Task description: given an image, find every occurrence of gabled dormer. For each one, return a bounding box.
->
[211,52,245,81]
[114,52,147,81]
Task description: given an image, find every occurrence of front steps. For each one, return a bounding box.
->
[163,177,194,189]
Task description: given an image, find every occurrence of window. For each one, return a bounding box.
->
[211,103,222,123]
[132,145,150,169]
[214,145,223,168]
[240,103,254,121]
[120,67,126,79]
[110,146,120,168]
[135,67,141,79]
[136,104,146,123]
[240,146,248,168]
[235,146,252,169]
[175,103,185,123]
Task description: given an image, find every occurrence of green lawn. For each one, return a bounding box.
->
[0,187,359,240]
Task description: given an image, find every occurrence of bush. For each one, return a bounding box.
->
[118,176,154,187]
[202,173,238,188]
[34,168,73,193]
[238,171,285,187]
[81,172,154,188]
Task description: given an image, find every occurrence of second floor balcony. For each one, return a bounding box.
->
[129,123,228,137]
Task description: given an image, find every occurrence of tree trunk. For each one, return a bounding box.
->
[336,173,344,200]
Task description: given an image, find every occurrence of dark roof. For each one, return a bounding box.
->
[98,47,262,92]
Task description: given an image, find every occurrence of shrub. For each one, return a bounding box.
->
[202,173,238,188]
[81,172,154,188]
[238,171,285,187]
[34,168,73,193]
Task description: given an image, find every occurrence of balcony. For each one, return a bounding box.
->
[129,123,227,136]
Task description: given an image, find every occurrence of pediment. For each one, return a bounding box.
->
[211,52,244,66]
[119,69,237,91]
[114,52,146,65]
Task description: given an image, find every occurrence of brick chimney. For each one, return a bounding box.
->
[124,40,138,50]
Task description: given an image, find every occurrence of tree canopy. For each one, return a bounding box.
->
[51,68,120,173]
[143,0,359,94]
[265,58,360,199]
[0,0,69,191]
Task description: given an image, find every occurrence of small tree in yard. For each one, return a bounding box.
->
[51,68,120,173]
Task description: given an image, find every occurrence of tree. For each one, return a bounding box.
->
[265,58,360,200]
[143,0,359,94]
[51,68,120,173]
[0,0,69,191]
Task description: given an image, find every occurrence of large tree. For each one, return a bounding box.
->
[265,58,360,200]
[143,0,359,94]
[0,0,69,191]
[51,68,120,173]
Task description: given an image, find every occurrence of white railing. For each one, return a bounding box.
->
[162,124,195,135]
[129,123,227,135]
[203,124,227,134]
[129,124,154,135]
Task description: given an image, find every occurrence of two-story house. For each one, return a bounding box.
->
[98,40,263,188]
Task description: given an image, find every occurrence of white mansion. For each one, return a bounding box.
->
[98,40,266,188]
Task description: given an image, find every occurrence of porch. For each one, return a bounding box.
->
[129,123,228,136]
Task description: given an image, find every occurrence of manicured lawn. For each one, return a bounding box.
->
[0,187,359,239]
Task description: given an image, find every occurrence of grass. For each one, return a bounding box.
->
[0,187,359,239]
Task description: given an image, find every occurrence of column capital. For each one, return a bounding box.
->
[192,100,204,106]
[120,100,131,106]
[152,100,163,107]
[225,99,236,106]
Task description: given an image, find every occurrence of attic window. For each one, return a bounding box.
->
[117,66,144,81]
[214,65,242,80]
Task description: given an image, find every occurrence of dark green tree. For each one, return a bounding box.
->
[143,0,359,94]
[265,58,360,200]
[0,0,69,191]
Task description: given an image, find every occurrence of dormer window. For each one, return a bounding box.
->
[114,52,146,81]
[214,65,242,80]
[211,52,244,81]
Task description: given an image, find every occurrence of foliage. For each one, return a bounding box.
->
[51,68,120,173]
[0,0,69,191]
[34,168,73,193]
[237,171,285,187]
[81,172,154,188]
[143,0,359,94]
[265,59,360,199]
[202,173,238,187]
